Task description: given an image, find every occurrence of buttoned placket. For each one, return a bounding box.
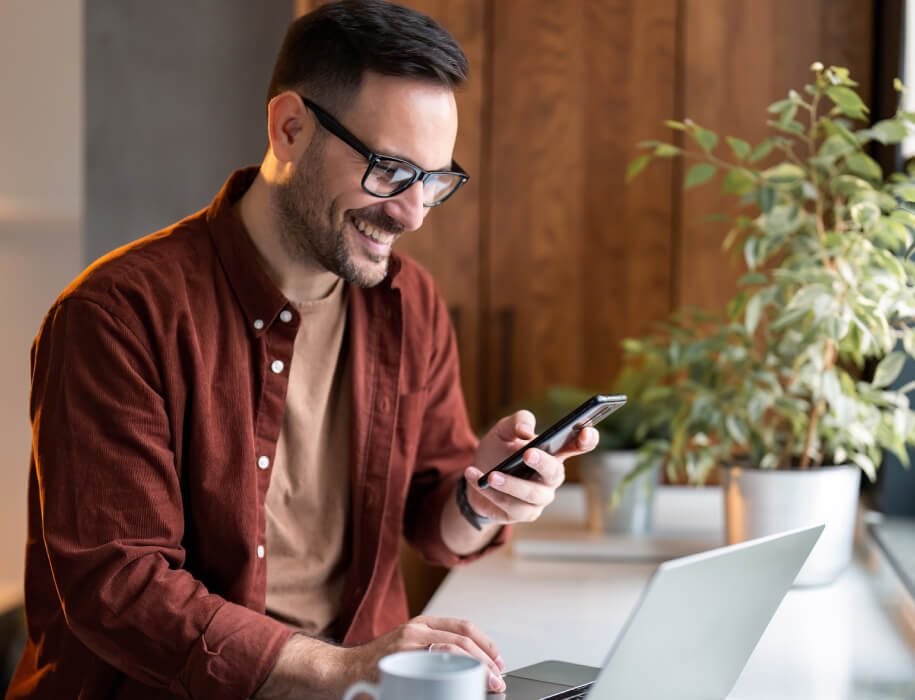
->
[251,308,298,580]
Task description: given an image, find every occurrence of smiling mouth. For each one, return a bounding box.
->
[351,215,396,251]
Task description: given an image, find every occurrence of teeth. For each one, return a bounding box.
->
[353,217,394,245]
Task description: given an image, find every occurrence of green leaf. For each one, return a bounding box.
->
[824,315,850,342]
[850,201,881,229]
[722,168,757,195]
[726,136,752,161]
[665,120,687,131]
[745,293,763,334]
[822,117,860,146]
[743,237,759,270]
[748,140,775,164]
[845,152,883,183]
[690,126,719,152]
[866,119,908,144]
[767,98,792,114]
[816,133,855,161]
[763,163,807,183]
[727,290,748,321]
[873,352,908,389]
[850,452,877,481]
[684,162,717,188]
[757,186,776,213]
[739,272,768,286]
[826,85,869,119]
[725,415,749,444]
[653,143,682,157]
[626,154,652,182]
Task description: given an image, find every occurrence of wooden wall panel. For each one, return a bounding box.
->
[485,0,678,424]
[677,0,875,311]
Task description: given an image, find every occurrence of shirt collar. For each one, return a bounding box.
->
[206,167,405,333]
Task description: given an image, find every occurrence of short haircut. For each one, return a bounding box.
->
[267,0,468,113]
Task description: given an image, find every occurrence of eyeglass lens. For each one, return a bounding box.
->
[365,158,462,205]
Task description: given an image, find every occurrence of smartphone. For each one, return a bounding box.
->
[477,394,627,489]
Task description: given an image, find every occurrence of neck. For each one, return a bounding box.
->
[235,169,340,303]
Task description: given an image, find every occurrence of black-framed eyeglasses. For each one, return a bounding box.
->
[297,94,469,207]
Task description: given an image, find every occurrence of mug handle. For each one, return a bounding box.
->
[342,681,379,700]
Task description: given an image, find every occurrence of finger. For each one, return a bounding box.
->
[480,448,565,489]
[493,410,536,442]
[465,467,511,521]
[466,468,549,520]
[553,426,600,460]
[413,616,505,690]
[427,638,506,693]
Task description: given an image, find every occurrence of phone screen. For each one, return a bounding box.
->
[477,394,627,489]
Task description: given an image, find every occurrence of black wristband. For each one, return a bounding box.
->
[456,476,492,531]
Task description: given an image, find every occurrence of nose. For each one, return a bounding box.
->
[382,181,426,232]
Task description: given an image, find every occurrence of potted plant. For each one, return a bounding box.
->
[625,63,915,585]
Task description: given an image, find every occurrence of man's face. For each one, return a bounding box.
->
[274,72,459,287]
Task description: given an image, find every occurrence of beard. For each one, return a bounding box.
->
[272,139,403,288]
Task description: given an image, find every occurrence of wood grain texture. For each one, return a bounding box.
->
[485,0,678,424]
[677,0,875,311]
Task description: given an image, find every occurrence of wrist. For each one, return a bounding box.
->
[456,476,493,531]
[255,633,346,700]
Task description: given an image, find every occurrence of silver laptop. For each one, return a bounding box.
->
[492,524,824,700]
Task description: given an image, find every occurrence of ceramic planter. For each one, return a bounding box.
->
[719,464,861,586]
[579,450,660,535]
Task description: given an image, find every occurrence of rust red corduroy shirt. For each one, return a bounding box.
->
[8,168,508,700]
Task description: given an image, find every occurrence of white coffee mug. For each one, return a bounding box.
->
[342,649,487,700]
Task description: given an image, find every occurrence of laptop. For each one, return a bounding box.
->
[491,524,824,700]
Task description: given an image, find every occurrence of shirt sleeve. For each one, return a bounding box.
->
[30,297,292,699]
[401,290,511,566]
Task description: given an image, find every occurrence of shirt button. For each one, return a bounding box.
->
[271,360,285,374]
[253,319,264,330]
[257,545,265,559]
[257,456,270,470]
[279,309,293,323]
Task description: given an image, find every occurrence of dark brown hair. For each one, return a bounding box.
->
[267,0,468,113]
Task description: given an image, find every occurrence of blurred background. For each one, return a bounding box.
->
[0,0,909,636]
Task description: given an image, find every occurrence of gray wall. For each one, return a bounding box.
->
[0,0,84,600]
[85,0,292,262]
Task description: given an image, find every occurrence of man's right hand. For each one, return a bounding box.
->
[254,615,506,699]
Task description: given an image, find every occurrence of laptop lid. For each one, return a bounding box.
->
[586,524,824,700]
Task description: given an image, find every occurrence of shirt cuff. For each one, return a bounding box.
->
[174,601,294,700]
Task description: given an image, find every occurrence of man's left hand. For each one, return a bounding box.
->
[464,410,599,525]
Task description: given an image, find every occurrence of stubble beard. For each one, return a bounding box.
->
[273,141,396,289]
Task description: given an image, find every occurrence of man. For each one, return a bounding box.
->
[8,2,598,698]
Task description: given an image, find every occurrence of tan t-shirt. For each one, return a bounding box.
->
[265,279,352,636]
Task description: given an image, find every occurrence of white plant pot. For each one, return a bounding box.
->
[579,450,660,535]
[719,464,861,586]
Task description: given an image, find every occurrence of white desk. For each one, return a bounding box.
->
[424,485,915,699]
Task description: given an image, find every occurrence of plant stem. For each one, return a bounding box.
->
[799,339,837,469]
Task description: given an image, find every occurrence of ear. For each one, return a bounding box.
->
[267,91,316,164]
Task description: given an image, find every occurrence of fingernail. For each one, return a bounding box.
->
[467,466,482,479]
[489,671,506,692]
[490,472,505,486]
[525,450,540,465]
[496,655,505,670]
